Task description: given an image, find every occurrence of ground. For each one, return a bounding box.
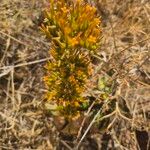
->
[0,0,149,149]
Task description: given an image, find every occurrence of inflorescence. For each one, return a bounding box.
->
[41,0,101,118]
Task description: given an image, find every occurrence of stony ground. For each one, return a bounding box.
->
[0,0,149,149]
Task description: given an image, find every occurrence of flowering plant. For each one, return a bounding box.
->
[41,0,101,118]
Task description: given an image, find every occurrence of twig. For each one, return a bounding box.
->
[0,146,13,150]
[109,18,118,54]
[60,140,73,150]
[0,30,28,46]
[111,129,129,150]
[0,67,12,78]
[11,68,15,111]
[0,57,51,70]
[76,101,95,141]
[106,116,117,131]
[116,102,132,122]
[75,100,114,149]
[74,107,102,150]
[0,38,10,66]
[96,110,116,122]
[108,37,150,62]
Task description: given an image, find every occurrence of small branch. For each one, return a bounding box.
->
[106,116,117,131]
[60,140,73,150]
[0,30,28,46]
[76,101,95,141]
[108,37,150,62]
[96,110,116,122]
[74,108,102,150]
[116,102,132,122]
[0,57,51,70]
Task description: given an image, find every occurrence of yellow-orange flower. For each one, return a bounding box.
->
[64,26,71,35]
[61,7,69,13]
[68,37,79,47]
[69,75,76,83]
[87,35,96,43]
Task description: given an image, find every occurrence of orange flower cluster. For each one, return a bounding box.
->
[40,0,101,51]
[44,52,90,117]
[41,0,101,118]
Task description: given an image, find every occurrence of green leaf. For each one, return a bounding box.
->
[98,77,107,90]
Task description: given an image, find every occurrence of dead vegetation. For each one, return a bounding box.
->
[0,0,149,149]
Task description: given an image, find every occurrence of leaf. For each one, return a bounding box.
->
[45,103,60,116]
[98,76,106,91]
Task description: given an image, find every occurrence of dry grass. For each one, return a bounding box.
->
[0,0,149,149]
